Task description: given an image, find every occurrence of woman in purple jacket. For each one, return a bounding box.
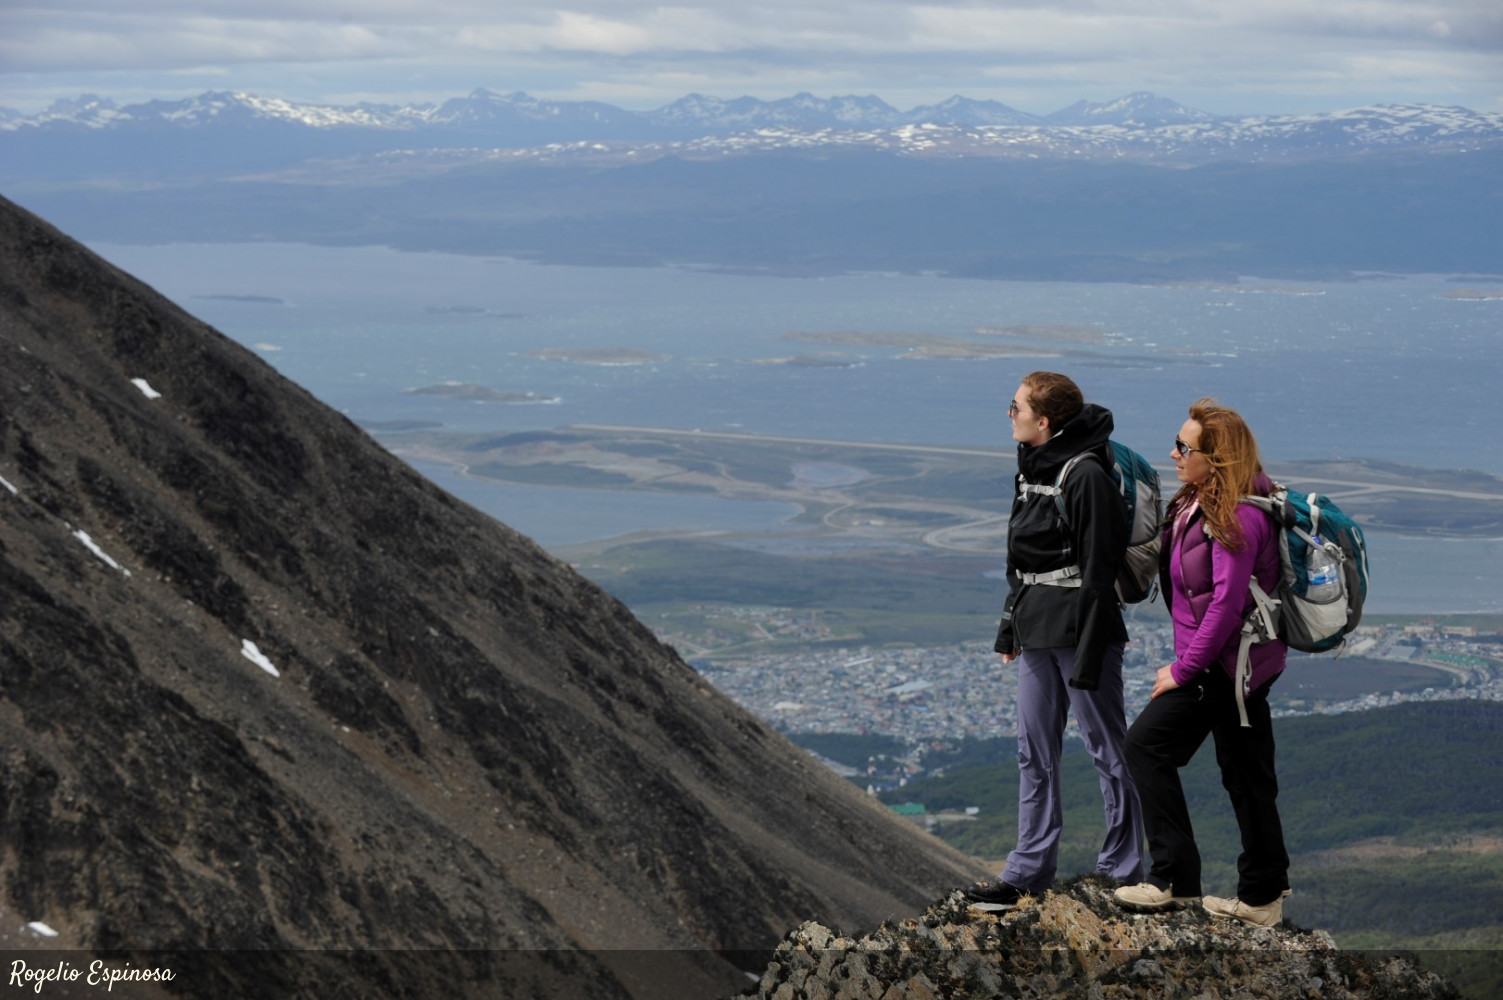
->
[1113,398,1291,927]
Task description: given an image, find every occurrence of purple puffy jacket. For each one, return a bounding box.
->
[1163,476,1288,690]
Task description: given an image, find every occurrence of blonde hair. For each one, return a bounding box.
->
[1171,397,1265,550]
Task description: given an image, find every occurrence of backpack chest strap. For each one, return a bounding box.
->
[1018,565,1083,587]
[1017,482,1062,500]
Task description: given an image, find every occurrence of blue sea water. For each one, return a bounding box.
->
[90,242,1503,614]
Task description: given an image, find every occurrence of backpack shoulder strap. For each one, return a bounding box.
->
[1040,451,1104,524]
[1233,580,1282,728]
[1058,450,1104,481]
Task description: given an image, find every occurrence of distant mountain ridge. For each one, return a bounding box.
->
[1044,90,1219,126]
[5,87,1500,285]
[1,88,1195,135]
[4,88,1500,187]
[8,87,1497,144]
[353,102,1503,169]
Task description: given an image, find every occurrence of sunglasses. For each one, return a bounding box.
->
[1174,438,1203,457]
[1008,400,1022,417]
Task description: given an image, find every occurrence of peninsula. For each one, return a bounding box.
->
[526,347,669,365]
[404,382,561,404]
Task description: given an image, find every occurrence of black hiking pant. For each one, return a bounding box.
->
[1124,666,1291,905]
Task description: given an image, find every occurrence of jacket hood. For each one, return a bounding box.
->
[1018,402,1115,481]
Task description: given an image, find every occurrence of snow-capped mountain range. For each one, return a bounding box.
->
[4,89,1499,177]
[372,103,1503,175]
[4,88,1493,142]
[6,87,1499,292]
[2,88,1181,133]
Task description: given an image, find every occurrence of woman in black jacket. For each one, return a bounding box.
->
[965,371,1146,911]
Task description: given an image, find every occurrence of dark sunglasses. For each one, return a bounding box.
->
[1008,400,1022,417]
[1174,438,1203,457]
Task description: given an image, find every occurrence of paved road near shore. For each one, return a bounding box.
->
[568,424,1503,502]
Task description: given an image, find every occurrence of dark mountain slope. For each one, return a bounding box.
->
[0,193,986,998]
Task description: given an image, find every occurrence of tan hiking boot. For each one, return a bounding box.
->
[1203,893,1283,927]
[1112,882,1199,912]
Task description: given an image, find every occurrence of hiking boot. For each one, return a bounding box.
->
[963,880,1028,912]
[1113,882,1199,912]
[1202,893,1283,927]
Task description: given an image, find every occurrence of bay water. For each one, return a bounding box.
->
[90,241,1503,614]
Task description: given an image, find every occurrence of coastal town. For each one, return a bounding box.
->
[691,614,1503,750]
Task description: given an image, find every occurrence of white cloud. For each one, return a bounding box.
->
[1,0,1500,114]
[457,13,659,57]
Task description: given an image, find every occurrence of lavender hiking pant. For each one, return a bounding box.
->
[1001,644,1145,892]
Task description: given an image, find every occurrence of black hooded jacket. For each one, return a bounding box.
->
[994,402,1130,690]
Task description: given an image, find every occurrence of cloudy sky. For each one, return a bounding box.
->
[3,0,1501,117]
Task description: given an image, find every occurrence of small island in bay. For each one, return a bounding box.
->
[526,348,669,365]
[1154,281,1326,296]
[1229,286,1325,296]
[972,324,1119,344]
[748,354,864,368]
[358,418,444,432]
[780,330,1061,360]
[195,294,287,305]
[422,306,530,317]
[405,382,562,404]
[1439,288,1503,301]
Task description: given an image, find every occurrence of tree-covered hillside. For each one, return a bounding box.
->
[876,699,1503,987]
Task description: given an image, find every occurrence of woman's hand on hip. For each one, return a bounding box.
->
[1151,664,1182,700]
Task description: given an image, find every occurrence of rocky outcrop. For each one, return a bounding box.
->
[736,878,1459,1000]
[0,192,987,999]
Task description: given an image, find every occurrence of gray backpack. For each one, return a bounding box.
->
[1017,441,1163,604]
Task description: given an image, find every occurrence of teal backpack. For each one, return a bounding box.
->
[1239,487,1370,653]
[1228,486,1371,726]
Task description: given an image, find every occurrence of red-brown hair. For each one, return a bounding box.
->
[1171,397,1265,550]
